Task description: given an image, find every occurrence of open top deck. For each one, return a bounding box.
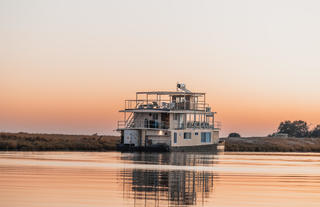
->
[122,87,208,112]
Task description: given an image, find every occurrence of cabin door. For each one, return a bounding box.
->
[161,113,169,129]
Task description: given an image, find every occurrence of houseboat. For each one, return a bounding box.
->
[116,83,223,152]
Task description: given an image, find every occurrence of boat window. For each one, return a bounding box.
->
[174,132,177,143]
[184,132,191,139]
[152,113,158,120]
[201,132,211,143]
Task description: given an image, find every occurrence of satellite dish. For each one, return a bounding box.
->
[177,82,191,92]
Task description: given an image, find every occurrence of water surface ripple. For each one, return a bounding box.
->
[1,152,319,207]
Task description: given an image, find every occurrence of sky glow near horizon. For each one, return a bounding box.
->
[1,0,320,137]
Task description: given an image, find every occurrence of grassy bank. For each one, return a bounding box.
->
[0,132,120,151]
[225,137,320,152]
[2,132,320,152]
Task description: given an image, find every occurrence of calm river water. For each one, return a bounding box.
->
[0,152,320,207]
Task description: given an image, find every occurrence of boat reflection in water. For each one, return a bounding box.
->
[1,152,320,207]
[120,152,216,206]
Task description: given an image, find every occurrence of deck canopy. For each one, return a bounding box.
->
[120,90,208,112]
[136,91,205,96]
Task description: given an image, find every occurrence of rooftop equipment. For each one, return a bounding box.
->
[176,83,191,93]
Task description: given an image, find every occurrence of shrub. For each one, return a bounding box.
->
[228,132,241,137]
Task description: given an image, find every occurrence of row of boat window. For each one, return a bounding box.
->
[173,132,212,143]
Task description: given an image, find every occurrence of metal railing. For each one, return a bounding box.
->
[186,122,214,129]
[118,120,220,130]
[118,120,169,130]
[124,100,208,111]
[117,121,126,129]
[133,120,169,129]
[174,121,220,130]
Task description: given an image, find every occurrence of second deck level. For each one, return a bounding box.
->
[117,111,220,131]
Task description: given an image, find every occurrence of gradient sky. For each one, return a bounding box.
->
[1,0,320,137]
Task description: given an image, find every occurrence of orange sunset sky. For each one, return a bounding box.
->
[1,0,320,137]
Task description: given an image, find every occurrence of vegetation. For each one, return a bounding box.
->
[225,137,320,152]
[270,120,320,138]
[277,120,308,137]
[0,132,119,151]
[310,125,320,138]
[2,120,320,152]
[228,132,241,137]
[225,120,320,152]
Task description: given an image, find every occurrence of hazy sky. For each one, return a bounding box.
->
[1,0,320,136]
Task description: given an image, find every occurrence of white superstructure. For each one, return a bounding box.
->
[117,83,220,151]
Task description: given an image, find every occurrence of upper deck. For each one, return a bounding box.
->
[117,83,220,131]
[120,89,209,113]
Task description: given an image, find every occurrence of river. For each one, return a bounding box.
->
[0,152,319,207]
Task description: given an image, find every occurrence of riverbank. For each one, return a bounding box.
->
[0,132,119,151]
[225,137,320,152]
[2,132,320,152]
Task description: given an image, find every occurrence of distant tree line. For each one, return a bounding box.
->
[0,132,119,151]
[270,120,320,138]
